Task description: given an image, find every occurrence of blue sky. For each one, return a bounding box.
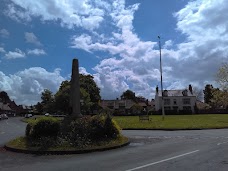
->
[0,0,227,105]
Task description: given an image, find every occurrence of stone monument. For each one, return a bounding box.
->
[70,58,82,118]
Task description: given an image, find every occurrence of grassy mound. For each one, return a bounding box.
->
[7,114,128,153]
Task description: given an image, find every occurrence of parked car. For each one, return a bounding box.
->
[25,114,33,118]
[44,113,50,116]
[1,114,8,119]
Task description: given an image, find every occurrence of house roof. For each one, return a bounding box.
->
[157,90,196,97]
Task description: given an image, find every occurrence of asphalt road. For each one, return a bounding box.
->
[1,117,228,171]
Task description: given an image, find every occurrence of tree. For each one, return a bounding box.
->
[35,102,43,114]
[216,63,228,91]
[192,87,203,101]
[55,81,71,114]
[0,91,11,103]
[203,84,214,104]
[41,89,55,113]
[54,74,101,114]
[121,90,137,102]
[79,74,101,111]
[211,88,228,109]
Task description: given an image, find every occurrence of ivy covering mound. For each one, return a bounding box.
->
[6,115,128,152]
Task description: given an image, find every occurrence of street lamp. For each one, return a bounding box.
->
[158,36,165,120]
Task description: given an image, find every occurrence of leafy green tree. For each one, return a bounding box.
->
[35,102,43,114]
[55,81,71,114]
[41,89,55,113]
[203,84,214,104]
[79,74,101,111]
[54,74,101,114]
[211,88,228,109]
[216,63,228,91]
[121,90,137,102]
[0,91,11,103]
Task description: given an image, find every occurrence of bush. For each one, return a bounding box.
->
[91,114,120,140]
[61,114,121,147]
[26,117,60,139]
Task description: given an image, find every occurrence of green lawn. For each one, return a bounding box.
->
[113,114,228,129]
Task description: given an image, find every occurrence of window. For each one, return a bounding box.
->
[173,106,178,110]
[183,106,191,110]
[164,99,170,105]
[173,99,177,105]
[164,106,171,110]
[183,98,190,105]
[119,102,125,107]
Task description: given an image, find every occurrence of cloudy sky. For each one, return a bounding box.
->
[0,0,227,105]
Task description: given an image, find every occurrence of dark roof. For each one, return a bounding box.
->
[157,90,196,97]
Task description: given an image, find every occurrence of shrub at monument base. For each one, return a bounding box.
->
[20,114,122,150]
[25,117,61,148]
[62,114,121,148]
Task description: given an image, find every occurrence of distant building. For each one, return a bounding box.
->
[155,85,197,114]
[101,99,135,110]
[0,102,16,116]
[100,98,156,115]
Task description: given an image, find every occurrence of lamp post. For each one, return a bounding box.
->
[158,36,165,120]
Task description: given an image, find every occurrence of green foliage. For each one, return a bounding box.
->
[0,91,11,103]
[53,74,101,115]
[121,90,137,102]
[26,117,60,139]
[203,84,214,104]
[211,88,228,109]
[40,89,55,113]
[55,81,71,114]
[216,63,228,91]
[61,114,121,147]
[91,114,120,140]
[79,74,101,105]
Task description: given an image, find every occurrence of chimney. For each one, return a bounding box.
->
[189,84,193,94]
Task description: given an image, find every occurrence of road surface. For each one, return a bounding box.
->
[1,117,228,171]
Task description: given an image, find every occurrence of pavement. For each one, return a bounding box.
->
[1,117,228,171]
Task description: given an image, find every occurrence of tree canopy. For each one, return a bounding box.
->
[120,90,137,102]
[36,74,101,115]
[216,63,228,91]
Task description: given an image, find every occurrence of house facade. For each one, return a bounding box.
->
[155,85,197,114]
[100,99,135,115]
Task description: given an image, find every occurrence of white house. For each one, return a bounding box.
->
[155,85,197,114]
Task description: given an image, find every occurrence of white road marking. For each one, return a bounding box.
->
[0,131,5,134]
[125,150,199,171]
[217,141,228,146]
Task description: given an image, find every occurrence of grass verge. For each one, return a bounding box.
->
[113,114,228,130]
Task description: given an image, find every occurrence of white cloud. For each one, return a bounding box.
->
[0,47,5,53]
[27,49,46,55]
[5,48,26,59]
[0,67,65,105]
[25,32,42,46]
[4,0,110,30]
[3,0,227,101]
[79,67,90,75]
[0,29,10,38]
[3,4,31,22]
[71,0,228,101]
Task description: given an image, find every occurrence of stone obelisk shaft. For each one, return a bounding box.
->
[70,58,82,117]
